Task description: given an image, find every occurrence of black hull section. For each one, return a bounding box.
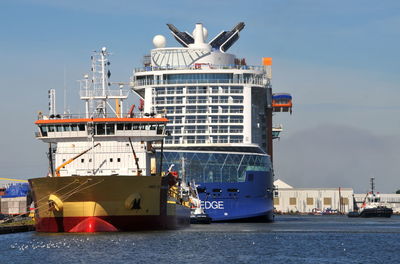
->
[348,207,393,218]
[360,207,393,218]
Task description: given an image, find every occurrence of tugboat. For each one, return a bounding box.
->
[348,178,393,218]
[29,47,190,232]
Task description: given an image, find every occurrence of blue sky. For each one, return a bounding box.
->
[1,0,399,192]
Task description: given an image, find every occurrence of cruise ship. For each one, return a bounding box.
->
[131,23,292,221]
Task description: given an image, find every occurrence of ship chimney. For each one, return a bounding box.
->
[189,23,211,51]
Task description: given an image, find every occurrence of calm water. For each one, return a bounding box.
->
[1,215,400,264]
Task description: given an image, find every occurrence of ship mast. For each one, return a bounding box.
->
[80,47,128,118]
[370,177,375,194]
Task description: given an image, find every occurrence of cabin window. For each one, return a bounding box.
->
[63,125,71,132]
[197,187,206,193]
[289,197,297,205]
[117,124,124,130]
[78,124,85,131]
[133,124,139,130]
[71,124,78,131]
[96,124,105,135]
[150,124,156,130]
[110,158,113,162]
[81,159,84,163]
[48,126,55,132]
[117,158,121,162]
[89,158,92,162]
[106,124,115,135]
[306,198,314,205]
[274,197,279,205]
[62,159,66,162]
[55,125,62,132]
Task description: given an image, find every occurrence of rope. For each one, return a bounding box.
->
[8,178,104,221]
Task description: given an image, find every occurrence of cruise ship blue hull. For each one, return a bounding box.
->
[160,150,274,222]
[196,171,274,222]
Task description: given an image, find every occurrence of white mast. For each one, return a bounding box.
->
[80,47,128,118]
[48,89,56,116]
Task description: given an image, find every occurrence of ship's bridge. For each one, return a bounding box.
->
[35,114,168,143]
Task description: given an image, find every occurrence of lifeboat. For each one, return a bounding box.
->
[272,93,292,113]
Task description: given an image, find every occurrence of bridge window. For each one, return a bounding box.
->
[55,125,62,132]
[39,126,48,136]
[78,124,85,131]
[96,124,105,135]
[106,124,115,135]
[71,125,78,131]
[63,125,71,132]
[117,124,124,130]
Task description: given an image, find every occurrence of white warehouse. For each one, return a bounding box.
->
[273,179,354,214]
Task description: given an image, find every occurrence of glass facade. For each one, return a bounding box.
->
[165,73,233,83]
[159,151,271,183]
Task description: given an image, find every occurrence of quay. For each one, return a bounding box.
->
[0,220,35,234]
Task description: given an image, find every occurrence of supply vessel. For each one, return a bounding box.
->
[30,48,190,232]
[131,23,292,221]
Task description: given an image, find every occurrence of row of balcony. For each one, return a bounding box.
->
[155,99,244,105]
[169,129,243,135]
[169,119,243,124]
[165,138,244,144]
[155,89,243,95]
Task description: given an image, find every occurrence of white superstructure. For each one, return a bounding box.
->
[131,23,272,151]
[35,48,168,178]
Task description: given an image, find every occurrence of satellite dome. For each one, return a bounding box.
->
[153,35,166,48]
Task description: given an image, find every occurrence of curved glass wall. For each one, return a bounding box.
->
[159,151,271,183]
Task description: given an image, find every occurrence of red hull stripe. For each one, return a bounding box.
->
[35,215,190,232]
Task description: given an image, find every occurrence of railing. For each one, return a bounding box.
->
[135,64,265,72]
[186,109,207,113]
[36,112,165,120]
[80,89,129,98]
[133,78,266,87]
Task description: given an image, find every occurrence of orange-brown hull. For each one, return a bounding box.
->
[29,176,190,232]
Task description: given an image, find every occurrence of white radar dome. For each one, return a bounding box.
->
[192,27,208,41]
[153,35,166,48]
